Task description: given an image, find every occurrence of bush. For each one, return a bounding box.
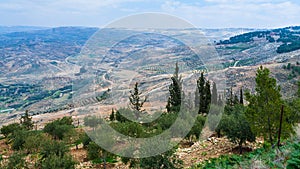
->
[40,140,68,159]
[140,146,182,169]
[154,113,177,130]
[186,115,206,139]
[110,121,145,138]
[36,139,75,169]
[6,152,27,169]
[40,154,76,169]
[287,143,300,169]
[0,123,22,138]
[43,117,74,140]
[83,116,103,130]
[81,133,92,148]
[87,142,101,160]
[11,129,27,150]
[24,131,47,153]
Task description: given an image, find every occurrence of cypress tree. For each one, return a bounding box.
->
[212,82,218,105]
[218,94,223,106]
[196,72,206,114]
[204,80,211,113]
[240,88,244,105]
[109,109,115,121]
[166,62,182,113]
[196,72,211,114]
[233,95,239,105]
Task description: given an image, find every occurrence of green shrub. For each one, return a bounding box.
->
[0,123,22,138]
[40,140,68,159]
[87,142,101,161]
[287,143,300,169]
[6,152,27,169]
[40,154,76,169]
[43,117,74,140]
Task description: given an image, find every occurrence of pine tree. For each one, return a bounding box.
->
[166,62,182,113]
[129,82,147,119]
[212,82,218,105]
[20,110,33,130]
[245,66,295,144]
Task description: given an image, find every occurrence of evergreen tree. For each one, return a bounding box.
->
[129,82,147,119]
[212,82,218,105]
[226,87,241,106]
[218,94,223,106]
[196,72,206,114]
[233,95,239,105]
[115,110,125,123]
[227,87,234,106]
[20,110,33,130]
[240,87,244,105]
[196,72,212,114]
[245,66,295,144]
[166,62,182,113]
[109,109,115,121]
[204,80,212,113]
[298,81,300,97]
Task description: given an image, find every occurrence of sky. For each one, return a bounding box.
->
[0,0,299,28]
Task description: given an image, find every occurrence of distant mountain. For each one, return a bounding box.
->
[202,28,258,42]
[218,26,300,54]
[0,27,98,76]
[0,26,49,34]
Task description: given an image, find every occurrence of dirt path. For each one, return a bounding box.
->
[177,137,260,168]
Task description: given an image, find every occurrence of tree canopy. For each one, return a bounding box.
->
[245,66,295,144]
[166,62,182,113]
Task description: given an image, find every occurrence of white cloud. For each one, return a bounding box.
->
[161,0,300,28]
[0,0,299,28]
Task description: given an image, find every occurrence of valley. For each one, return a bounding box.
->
[0,25,299,169]
[0,26,299,125]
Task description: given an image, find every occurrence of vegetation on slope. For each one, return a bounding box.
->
[0,65,299,168]
[219,26,300,54]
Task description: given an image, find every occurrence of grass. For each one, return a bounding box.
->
[192,139,300,169]
[92,157,118,164]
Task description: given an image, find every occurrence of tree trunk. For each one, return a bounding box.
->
[103,152,107,169]
[239,140,243,154]
[277,105,284,148]
[216,129,221,138]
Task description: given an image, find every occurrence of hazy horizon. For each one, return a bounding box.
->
[0,25,298,30]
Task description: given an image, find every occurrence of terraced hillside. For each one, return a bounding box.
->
[0,26,299,125]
